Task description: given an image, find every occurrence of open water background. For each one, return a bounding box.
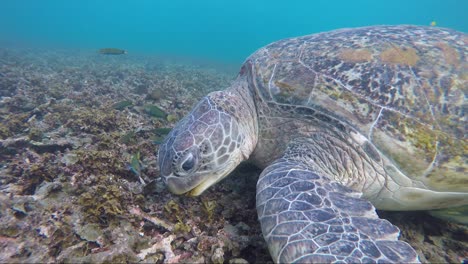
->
[1,0,467,65]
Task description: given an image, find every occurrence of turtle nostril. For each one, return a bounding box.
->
[182,156,195,171]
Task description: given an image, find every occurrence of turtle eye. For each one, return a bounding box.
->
[174,147,200,176]
[181,153,195,171]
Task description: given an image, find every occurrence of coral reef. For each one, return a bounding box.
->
[0,47,466,263]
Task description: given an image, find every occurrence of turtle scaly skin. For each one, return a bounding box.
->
[256,149,418,263]
[158,26,468,263]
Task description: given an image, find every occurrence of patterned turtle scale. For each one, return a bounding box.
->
[247,25,466,195]
[158,26,467,263]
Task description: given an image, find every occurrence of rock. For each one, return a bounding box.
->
[74,223,104,244]
[211,247,224,264]
[229,258,249,264]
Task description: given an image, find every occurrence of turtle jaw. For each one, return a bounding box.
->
[193,162,240,196]
[187,171,229,196]
[164,155,242,196]
[164,170,231,197]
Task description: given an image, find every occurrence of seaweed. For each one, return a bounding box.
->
[0,113,30,139]
[164,200,191,234]
[202,199,217,224]
[65,107,130,134]
[72,149,126,178]
[8,152,63,195]
[0,47,269,263]
[78,184,125,225]
[28,127,44,141]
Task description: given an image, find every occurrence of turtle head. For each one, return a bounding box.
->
[158,90,257,196]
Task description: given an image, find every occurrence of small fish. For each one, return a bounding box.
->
[129,152,141,175]
[99,48,127,55]
[430,21,437,27]
[154,127,172,136]
[128,152,145,184]
[120,130,136,144]
[112,100,133,110]
[152,135,165,145]
[143,104,168,119]
[151,128,172,144]
[166,114,178,122]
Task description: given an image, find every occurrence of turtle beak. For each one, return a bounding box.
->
[187,173,224,196]
[164,168,232,196]
[187,157,241,196]
[164,173,199,195]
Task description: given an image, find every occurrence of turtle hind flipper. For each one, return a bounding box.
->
[256,159,420,263]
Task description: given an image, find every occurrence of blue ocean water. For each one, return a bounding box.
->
[0,0,467,65]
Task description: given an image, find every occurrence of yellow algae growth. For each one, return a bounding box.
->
[380,45,419,66]
[436,42,460,67]
[339,48,373,63]
[275,80,295,93]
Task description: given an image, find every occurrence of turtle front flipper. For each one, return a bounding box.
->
[256,159,420,263]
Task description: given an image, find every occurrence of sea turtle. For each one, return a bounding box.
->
[158,25,467,263]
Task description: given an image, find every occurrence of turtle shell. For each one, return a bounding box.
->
[243,25,467,192]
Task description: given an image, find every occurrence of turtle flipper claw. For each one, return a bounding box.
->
[256,159,420,263]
